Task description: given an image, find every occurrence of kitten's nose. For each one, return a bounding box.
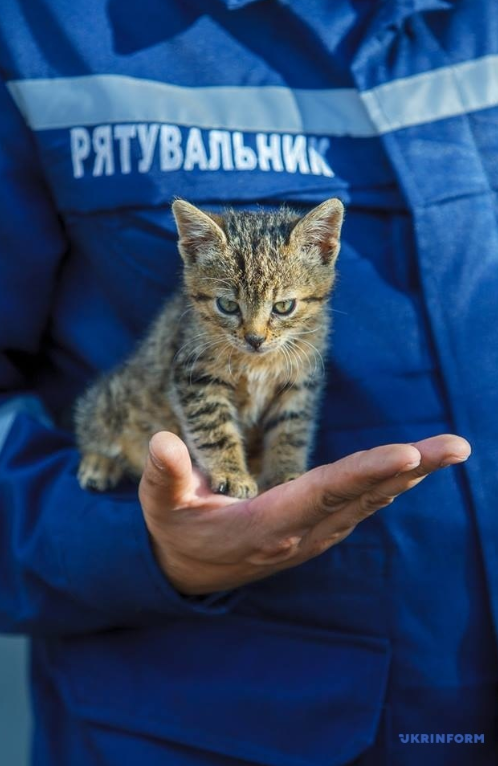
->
[245,333,265,350]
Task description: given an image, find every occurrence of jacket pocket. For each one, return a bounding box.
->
[49,615,390,766]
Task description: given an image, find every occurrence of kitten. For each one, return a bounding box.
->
[75,197,344,498]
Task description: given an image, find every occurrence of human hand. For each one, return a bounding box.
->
[140,432,470,595]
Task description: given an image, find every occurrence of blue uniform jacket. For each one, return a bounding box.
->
[1,1,498,764]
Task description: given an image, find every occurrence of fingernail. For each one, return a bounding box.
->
[439,455,469,468]
[148,445,166,471]
[395,460,420,477]
[403,459,421,471]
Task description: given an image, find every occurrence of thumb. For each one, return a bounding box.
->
[139,431,194,511]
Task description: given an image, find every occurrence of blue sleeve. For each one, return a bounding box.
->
[0,82,238,636]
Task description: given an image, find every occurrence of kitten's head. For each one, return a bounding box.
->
[172,198,344,356]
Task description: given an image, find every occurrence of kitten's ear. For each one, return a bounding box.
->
[172,199,226,264]
[289,198,344,265]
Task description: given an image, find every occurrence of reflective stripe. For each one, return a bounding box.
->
[361,54,498,133]
[8,55,498,137]
[8,55,498,138]
[6,75,376,136]
[0,396,52,452]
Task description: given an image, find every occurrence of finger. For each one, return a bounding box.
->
[249,442,422,534]
[139,431,195,511]
[357,433,471,507]
[411,433,471,471]
[313,433,471,540]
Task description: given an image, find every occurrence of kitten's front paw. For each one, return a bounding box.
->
[210,471,258,499]
[78,453,125,491]
[259,472,304,492]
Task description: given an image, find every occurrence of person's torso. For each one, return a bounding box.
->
[2,1,498,764]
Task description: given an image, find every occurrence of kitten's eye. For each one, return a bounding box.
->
[216,297,239,315]
[273,299,296,316]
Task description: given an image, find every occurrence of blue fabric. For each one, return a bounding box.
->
[1,0,498,764]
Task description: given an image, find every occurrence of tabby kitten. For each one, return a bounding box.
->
[75,197,344,498]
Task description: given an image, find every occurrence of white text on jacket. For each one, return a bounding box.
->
[70,124,335,179]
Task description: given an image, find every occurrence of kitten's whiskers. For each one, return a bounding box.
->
[279,342,297,389]
[291,338,324,376]
[186,338,228,380]
[173,331,211,363]
[227,343,236,380]
[289,339,325,376]
[285,341,302,382]
[177,305,195,323]
[293,327,321,337]
[288,339,314,377]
